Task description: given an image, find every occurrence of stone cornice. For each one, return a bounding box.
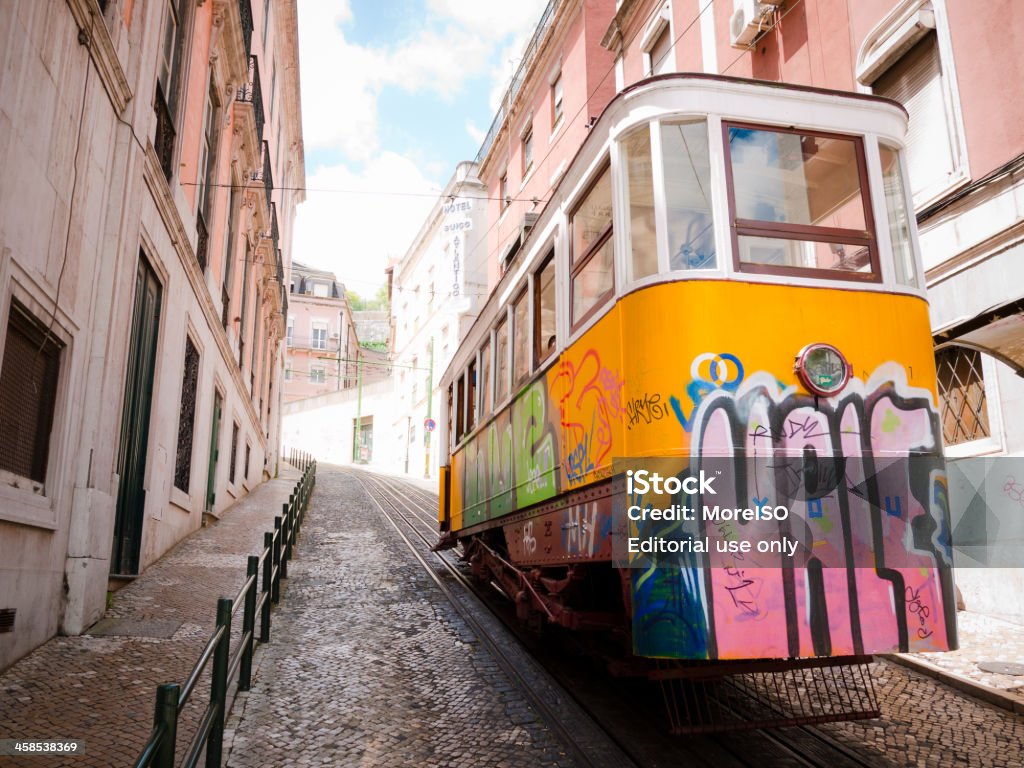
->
[142,147,267,449]
[211,0,250,94]
[274,0,306,199]
[66,0,133,113]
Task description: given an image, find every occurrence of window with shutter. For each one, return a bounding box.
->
[873,32,959,205]
[648,25,673,76]
[0,301,63,485]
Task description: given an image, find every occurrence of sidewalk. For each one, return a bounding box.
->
[0,465,301,767]
[890,609,1024,714]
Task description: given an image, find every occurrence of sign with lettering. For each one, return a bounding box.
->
[444,197,472,300]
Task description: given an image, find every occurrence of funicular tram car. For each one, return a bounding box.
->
[437,74,956,731]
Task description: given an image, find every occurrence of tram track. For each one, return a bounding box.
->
[352,468,885,768]
[352,468,639,768]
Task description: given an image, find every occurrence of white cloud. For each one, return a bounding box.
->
[465,119,485,146]
[297,0,549,159]
[293,154,439,295]
[293,0,550,296]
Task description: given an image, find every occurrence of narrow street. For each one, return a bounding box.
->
[222,465,1024,768]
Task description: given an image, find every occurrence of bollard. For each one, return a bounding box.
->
[206,598,232,768]
[153,683,180,768]
[272,517,282,603]
[240,556,258,691]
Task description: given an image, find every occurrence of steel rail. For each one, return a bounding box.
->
[358,470,883,768]
[354,470,638,768]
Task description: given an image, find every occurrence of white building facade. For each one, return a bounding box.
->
[390,162,488,478]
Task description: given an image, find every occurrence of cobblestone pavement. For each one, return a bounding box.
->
[820,658,1024,768]
[222,467,575,768]
[0,467,301,768]
[898,610,1024,706]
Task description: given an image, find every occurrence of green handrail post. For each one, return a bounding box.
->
[281,503,290,580]
[260,531,273,642]
[205,598,232,768]
[240,555,258,691]
[153,683,180,768]
[272,516,282,603]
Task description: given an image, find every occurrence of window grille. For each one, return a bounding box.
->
[229,422,239,483]
[173,336,200,492]
[936,346,990,446]
[0,301,63,484]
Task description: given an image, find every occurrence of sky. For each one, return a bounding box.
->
[293,0,549,300]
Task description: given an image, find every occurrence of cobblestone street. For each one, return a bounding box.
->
[222,467,575,768]
[2,462,1023,767]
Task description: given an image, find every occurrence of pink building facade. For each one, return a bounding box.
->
[283,262,360,402]
[0,0,303,668]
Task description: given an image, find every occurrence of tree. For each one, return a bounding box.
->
[345,284,388,311]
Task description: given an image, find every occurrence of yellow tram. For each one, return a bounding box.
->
[437,75,956,677]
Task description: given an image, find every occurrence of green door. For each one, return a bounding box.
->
[205,391,222,512]
[111,256,162,575]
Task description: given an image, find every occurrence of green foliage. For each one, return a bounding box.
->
[345,285,389,311]
[360,340,388,351]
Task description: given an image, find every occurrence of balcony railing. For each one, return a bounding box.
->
[474,0,559,165]
[239,0,254,59]
[154,82,176,181]
[271,203,279,255]
[236,55,264,145]
[277,248,287,318]
[196,209,209,273]
[251,140,273,211]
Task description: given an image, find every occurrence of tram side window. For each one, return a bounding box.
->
[534,252,556,365]
[495,316,509,404]
[512,289,530,385]
[879,144,918,287]
[663,120,715,270]
[480,339,491,418]
[455,374,466,443]
[571,165,614,327]
[725,124,879,280]
[623,126,657,281]
[446,383,453,449]
[467,359,477,433]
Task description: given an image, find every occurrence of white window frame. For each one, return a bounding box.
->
[550,66,564,135]
[939,347,1005,459]
[311,319,328,350]
[641,3,674,78]
[520,117,535,182]
[855,0,969,209]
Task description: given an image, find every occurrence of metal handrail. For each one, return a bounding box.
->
[132,453,317,768]
[177,625,225,710]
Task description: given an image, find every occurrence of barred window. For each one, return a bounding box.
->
[229,422,240,484]
[936,346,990,446]
[0,301,64,484]
[244,443,251,481]
[173,336,200,492]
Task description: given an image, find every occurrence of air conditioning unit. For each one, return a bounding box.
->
[730,0,772,48]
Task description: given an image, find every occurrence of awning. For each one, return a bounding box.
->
[935,297,1024,376]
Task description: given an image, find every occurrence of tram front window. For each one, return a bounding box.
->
[663,120,715,270]
[880,143,918,287]
[726,124,878,279]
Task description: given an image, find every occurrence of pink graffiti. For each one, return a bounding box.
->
[694,367,952,659]
[552,349,624,485]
